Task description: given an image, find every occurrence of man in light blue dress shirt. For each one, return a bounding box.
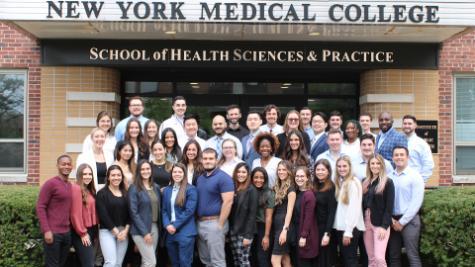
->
[300,107,315,140]
[402,115,434,183]
[388,146,425,267]
[205,115,243,159]
[316,129,347,182]
[115,96,149,141]
[352,134,393,181]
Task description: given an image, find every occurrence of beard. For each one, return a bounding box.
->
[204,166,216,172]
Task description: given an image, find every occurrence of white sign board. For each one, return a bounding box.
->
[0,1,474,26]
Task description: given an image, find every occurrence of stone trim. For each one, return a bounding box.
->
[359,94,414,105]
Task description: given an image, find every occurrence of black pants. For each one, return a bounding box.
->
[358,231,368,267]
[336,229,360,267]
[297,257,316,267]
[251,222,272,267]
[72,227,97,267]
[316,225,337,267]
[43,231,71,267]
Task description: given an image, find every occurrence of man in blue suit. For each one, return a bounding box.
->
[375,112,408,166]
[242,111,262,167]
[310,112,329,161]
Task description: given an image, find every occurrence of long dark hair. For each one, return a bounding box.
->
[114,140,136,176]
[232,162,251,192]
[281,129,309,167]
[105,165,127,194]
[313,159,334,192]
[76,163,96,205]
[124,118,149,160]
[171,163,188,207]
[180,139,204,175]
[161,127,182,162]
[144,119,160,146]
[251,167,272,209]
[134,160,154,192]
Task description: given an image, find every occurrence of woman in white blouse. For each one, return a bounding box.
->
[218,139,244,177]
[82,111,116,155]
[333,155,365,267]
[77,127,114,191]
[251,132,282,188]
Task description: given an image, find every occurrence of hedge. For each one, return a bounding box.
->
[420,187,475,267]
[0,186,42,267]
[0,185,474,266]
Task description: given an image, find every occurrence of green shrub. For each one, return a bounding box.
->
[0,185,42,267]
[421,187,475,267]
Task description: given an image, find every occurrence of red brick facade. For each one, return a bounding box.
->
[0,22,41,184]
[438,28,475,185]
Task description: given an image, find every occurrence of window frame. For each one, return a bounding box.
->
[453,74,475,183]
[0,69,28,182]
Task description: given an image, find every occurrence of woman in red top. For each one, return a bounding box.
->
[71,163,98,267]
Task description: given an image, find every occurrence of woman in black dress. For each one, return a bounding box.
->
[313,159,337,267]
[271,160,296,267]
[150,139,172,188]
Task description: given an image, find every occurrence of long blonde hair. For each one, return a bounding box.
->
[334,155,354,205]
[274,160,294,205]
[362,154,389,194]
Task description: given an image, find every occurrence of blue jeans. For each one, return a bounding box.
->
[43,231,71,267]
[99,228,128,267]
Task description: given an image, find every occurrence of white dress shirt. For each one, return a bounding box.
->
[159,114,186,143]
[389,166,425,226]
[406,133,434,182]
[259,124,284,135]
[178,135,206,152]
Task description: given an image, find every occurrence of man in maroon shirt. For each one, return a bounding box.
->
[36,154,73,267]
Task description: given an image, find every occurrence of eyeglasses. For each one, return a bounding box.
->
[288,118,299,122]
[130,104,143,107]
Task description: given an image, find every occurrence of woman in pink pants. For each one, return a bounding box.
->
[362,154,395,267]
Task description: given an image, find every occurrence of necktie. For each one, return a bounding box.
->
[246,135,253,155]
[216,136,222,156]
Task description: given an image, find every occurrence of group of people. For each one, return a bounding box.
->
[36,95,434,267]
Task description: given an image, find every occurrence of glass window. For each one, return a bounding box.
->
[175,82,305,95]
[0,71,26,173]
[455,76,475,175]
[308,83,357,95]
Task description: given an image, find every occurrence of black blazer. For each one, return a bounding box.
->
[276,131,311,157]
[229,186,258,239]
[363,178,395,229]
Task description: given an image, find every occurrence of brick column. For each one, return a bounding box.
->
[40,67,120,184]
[360,69,440,185]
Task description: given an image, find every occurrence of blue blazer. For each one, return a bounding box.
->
[242,133,260,167]
[128,183,161,236]
[375,127,408,165]
[162,184,198,238]
[310,133,329,161]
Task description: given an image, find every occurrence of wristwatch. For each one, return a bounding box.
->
[283,226,289,231]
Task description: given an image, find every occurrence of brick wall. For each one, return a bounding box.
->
[360,69,440,186]
[0,22,40,184]
[438,28,475,185]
